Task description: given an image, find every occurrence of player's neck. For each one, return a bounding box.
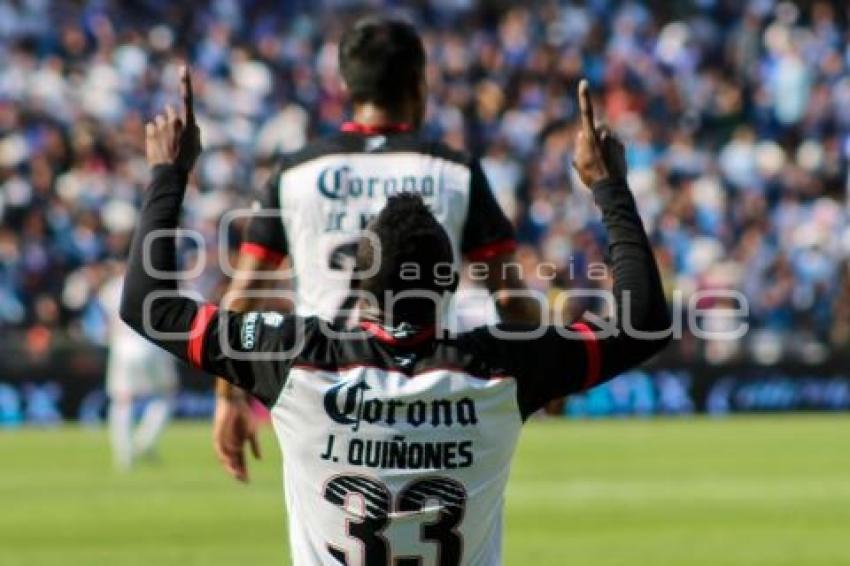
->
[350,103,416,129]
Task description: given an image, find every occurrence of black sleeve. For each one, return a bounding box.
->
[242,159,288,262]
[466,178,671,419]
[461,159,517,261]
[120,165,197,361]
[196,309,306,406]
[120,164,302,406]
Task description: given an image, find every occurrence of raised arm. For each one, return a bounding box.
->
[469,80,671,418]
[120,66,203,354]
[571,78,670,375]
[121,66,297,415]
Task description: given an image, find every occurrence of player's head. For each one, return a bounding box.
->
[339,16,427,126]
[356,194,457,324]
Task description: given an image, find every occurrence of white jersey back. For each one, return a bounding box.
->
[240,128,517,323]
[191,314,556,565]
[274,363,522,565]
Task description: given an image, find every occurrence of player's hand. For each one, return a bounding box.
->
[213,395,262,483]
[145,65,202,173]
[572,79,627,187]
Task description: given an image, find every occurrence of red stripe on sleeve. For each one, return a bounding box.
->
[572,322,601,390]
[239,242,285,265]
[187,304,218,369]
[465,238,518,262]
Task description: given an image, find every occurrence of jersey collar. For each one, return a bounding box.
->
[341,121,413,135]
[360,320,435,347]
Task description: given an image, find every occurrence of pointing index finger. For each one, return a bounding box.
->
[180,65,195,125]
[578,79,596,135]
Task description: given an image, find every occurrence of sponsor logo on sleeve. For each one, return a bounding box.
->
[240,312,259,350]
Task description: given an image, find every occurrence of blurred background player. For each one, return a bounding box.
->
[99,263,177,470]
[212,16,540,481]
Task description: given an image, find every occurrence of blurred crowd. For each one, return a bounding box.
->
[0,0,848,364]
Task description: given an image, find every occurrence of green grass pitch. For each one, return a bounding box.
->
[2,415,849,565]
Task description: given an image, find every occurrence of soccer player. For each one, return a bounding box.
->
[213,17,540,482]
[121,67,670,564]
[99,265,177,469]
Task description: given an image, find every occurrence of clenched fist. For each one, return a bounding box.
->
[146,65,201,173]
[572,79,627,187]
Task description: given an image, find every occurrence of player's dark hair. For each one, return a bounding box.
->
[339,16,426,112]
[356,194,458,324]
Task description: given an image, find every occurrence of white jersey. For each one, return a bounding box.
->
[277,364,520,565]
[241,125,517,323]
[189,314,603,565]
